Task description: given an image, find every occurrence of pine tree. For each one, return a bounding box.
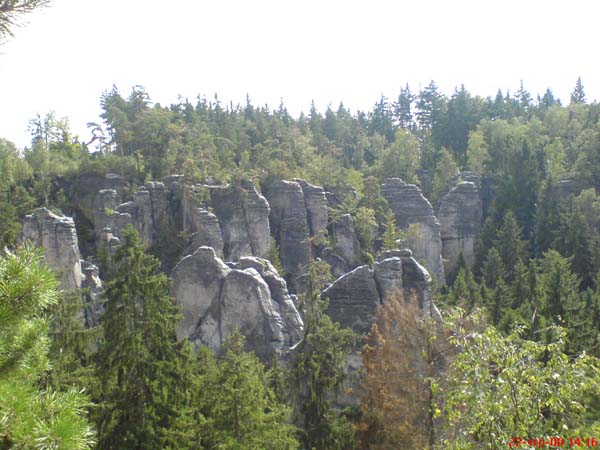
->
[96,227,191,450]
[0,245,95,449]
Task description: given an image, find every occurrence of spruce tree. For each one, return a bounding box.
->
[570,76,586,104]
[381,209,398,251]
[190,333,299,450]
[96,227,191,450]
[290,261,357,450]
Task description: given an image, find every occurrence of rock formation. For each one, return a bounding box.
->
[266,179,330,292]
[21,208,83,291]
[381,178,444,284]
[295,179,329,236]
[210,180,271,260]
[184,207,224,258]
[267,180,311,290]
[170,247,304,361]
[322,249,435,334]
[81,260,104,328]
[331,214,361,267]
[438,181,482,275]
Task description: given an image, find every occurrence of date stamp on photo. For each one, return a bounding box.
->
[508,437,599,447]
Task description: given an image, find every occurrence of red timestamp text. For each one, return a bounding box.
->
[508,437,599,447]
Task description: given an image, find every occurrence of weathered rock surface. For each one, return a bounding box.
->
[321,247,351,279]
[210,181,270,260]
[332,214,361,267]
[267,180,311,290]
[184,208,224,258]
[81,260,104,328]
[296,179,329,237]
[322,265,380,334]
[238,257,304,344]
[21,208,82,291]
[266,179,330,292]
[323,250,435,334]
[91,177,184,255]
[68,173,129,220]
[170,247,303,361]
[381,178,444,284]
[438,181,482,275]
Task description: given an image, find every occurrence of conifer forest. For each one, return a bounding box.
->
[2,1,600,449]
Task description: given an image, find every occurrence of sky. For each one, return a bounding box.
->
[0,0,598,149]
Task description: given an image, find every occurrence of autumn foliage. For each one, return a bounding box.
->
[355,292,447,450]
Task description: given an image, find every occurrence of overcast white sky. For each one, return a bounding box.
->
[0,0,597,148]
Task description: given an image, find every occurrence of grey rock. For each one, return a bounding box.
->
[267,180,310,290]
[93,190,134,243]
[322,254,435,334]
[381,178,444,284]
[332,214,361,267]
[99,228,121,268]
[239,257,304,344]
[171,247,302,361]
[81,260,104,328]
[171,247,230,340]
[438,181,482,275]
[21,208,82,291]
[211,180,270,260]
[322,265,380,334]
[296,179,329,237]
[373,257,403,301]
[211,268,285,361]
[70,173,129,220]
[321,247,351,279]
[185,208,224,258]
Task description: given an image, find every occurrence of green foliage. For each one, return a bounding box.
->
[269,236,285,276]
[291,262,358,450]
[444,314,600,449]
[352,206,377,255]
[431,147,459,202]
[376,129,420,183]
[381,209,397,251]
[190,333,300,450]
[0,245,95,449]
[95,227,190,450]
[45,291,99,395]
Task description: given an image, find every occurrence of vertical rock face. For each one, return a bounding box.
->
[322,250,435,334]
[296,179,329,236]
[81,260,104,328]
[171,247,230,341]
[267,180,311,290]
[92,180,176,248]
[238,257,304,344]
[332,214,361,267]
[21,208,82,291]
[438,181,482,275]
[210,180,270,260]
[322,265,380,334]
[381,178,444,284]
[185,208,224,258]
[170,247,303,361]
